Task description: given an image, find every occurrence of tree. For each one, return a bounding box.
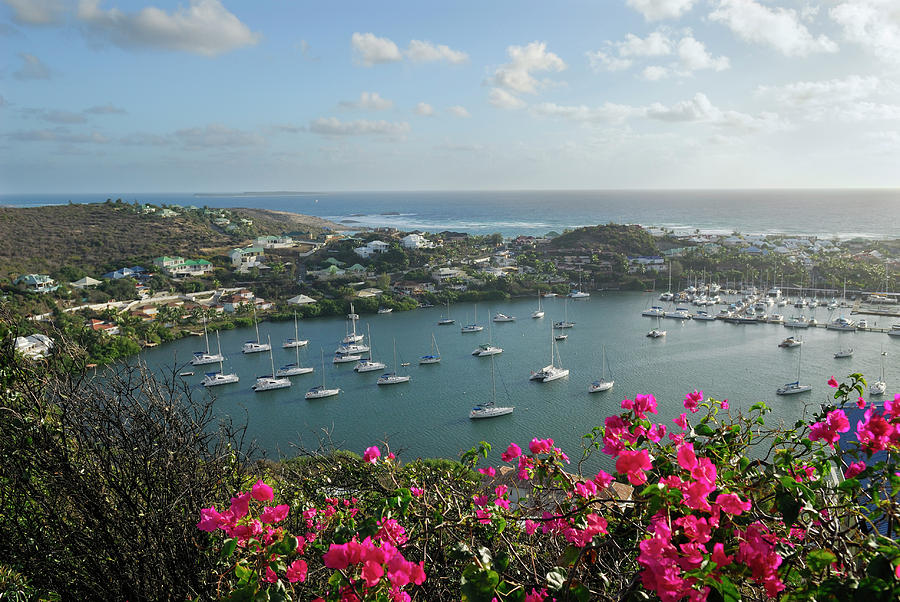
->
[375,272,391,291]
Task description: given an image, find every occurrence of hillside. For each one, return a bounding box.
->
[549,223,658,256]
[0,203,341,277]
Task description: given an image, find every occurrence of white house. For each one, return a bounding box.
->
[255,235,295,249]
[353,240,390,259]
[229,247,265,271]
[400,234,432,249]
[14,334,54,359]
[431,267,464,282]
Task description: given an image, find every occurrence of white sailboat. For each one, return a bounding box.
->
[588,345,614,393]
[355,324,387,372]
[242,305,271,354]
[492,312,515,322]
[282,311,309,348]
[438,299,455,325]
[530,327,569,382]
[276,319,314,377]
[306,349,340,399]
[834,348,853,358]
[419,333,441,364]
[192,316,224,365]
[470,353,514,419]
[252,336,291,392]
[659,263,674,301]
[776,344,811,395]
[460,302,484,333]
[869,349,887,396]
[532,291,545,319]
[647,315,666,338]
[342,303,364,344]
[472,319,502,356]
[553,298,575,329]
[201,330,240,387]
[377,339,411,385]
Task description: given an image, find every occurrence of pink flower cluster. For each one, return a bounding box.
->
[197,480,291,542]
[808,409,850,448]
[735,524,786,597]
[857,401,900,453]
[322,537,426,591]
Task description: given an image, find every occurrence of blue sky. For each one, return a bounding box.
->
[1,0,899,192]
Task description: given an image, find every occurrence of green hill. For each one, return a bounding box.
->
[549,223,658,256]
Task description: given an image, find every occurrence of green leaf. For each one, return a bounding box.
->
[224,584,256,602]
[712,575,741,602]
[495,550,510,572]
[776,490,801,527]
[546,567,567,592]
[570,584,592,602]
[494,516,507,534]
[559,545,581,567]
[234,562,253,583]
[807,549,838,572]
[839,478,861,491]
[221,538,237,559]
[461,564,500,602]
[695,423,715,436]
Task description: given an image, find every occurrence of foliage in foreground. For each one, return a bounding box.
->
[2,321,900,600]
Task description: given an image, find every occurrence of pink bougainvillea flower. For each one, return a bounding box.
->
[529,437,553,454]
[674,412,689,430]
[677,443,698,471]
[501,442,522,462]
[361,560,384,587]
[828,376,839,388]
[197,506,225,532]
[721,399,729,410]
[809,409,850,448]
[844,461,866,479]
[885,394,900,418]
[260,504,290,524]
[477,466,496,477]
[323,543,351,570]
[616,449,653,486]
[264,566,278,583]
[715,493,752,515]
[648,423,667,442]
[251,479,274,502]
[387,452,395,460]
[363,446,381,464]
[857,409,895,453]
[475,508,492,524]
[857,396,866,409]
[524,587,549,602]
[285,558,308,583]
[683,390,703,413]
[410,487,424,497]
[594,469,614,489]
[525,519,538,535]
[711,543,733,567]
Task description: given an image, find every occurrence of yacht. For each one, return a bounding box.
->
[377,340,411,385]
[888,324,900,337]
[869,350,887,396]
[492,312,515,322]
[282,312,309,348]
[472,343,503,357]
[808,317,818,326]
[277,317,315,377]
[460,303,484,332]
[776,345,811,395]
[252,337,291,392]
[647,315,666,338]
[530,329,569,382]
[192,317,224,365]
[766,287,782,300]
[777,298,788,307]
[825,316,856,330]
[306,350,340,399]
[568,290,590,298]
[377,307,393,314]
[641,306,666,317]
[834,348,854,358]
[333,351,362,364]
[857,319,869,330]
[658,292,675,302]
[419,333,441,364]
[553,298,575,329]
[693,310,716,321]
[778,336,802,348]
[665,308,692,320]
[588,346,614,393]
[767,314,784,324]
[201,331,240,387]
[794,298,806,308]
[335,342,370,354]
[354,325,386,372]
[438,300,455,325]
[784,316,811,329]
[542,292,558,298]
[242,305,271,354]
[554,333,568,341]
[532,292,545,319]
[342,304,364,344]
[469,354,513,419]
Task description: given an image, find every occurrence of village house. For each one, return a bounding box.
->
[87,318,120,336]
[400,233,434,250]
[229,247,266,272]
[255,235,295,249]
[14,334,54,359]
[353,240,390,259]
[152,256,214,277]
[431,267,465,283]
[14,274,59,294]
[222,289,255,313]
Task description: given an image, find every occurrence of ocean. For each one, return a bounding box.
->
[3,189,899,240]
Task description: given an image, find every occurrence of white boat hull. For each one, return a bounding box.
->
[201,373,239,387]
[589,380,614,393]
[776,383,812,395]
[192,353,224,365]
[354,361,386,372]
[460,325,484,333]
[419,356,440,364]
[253,377,291,392]
[242,342,271,354]
[276,365,314,377]
[377,374,411,385]
[282,339,309,348]
[531,311,545,318]
[334,354,362,363]
[306,387,340,399]
[470,406,514,419]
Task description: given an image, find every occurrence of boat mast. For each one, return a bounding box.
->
[295,313,301,365]
[490,352,497,404]
[203,315,211,354]
[216,330,223,372]
[253,304,261,344]
[367,324,373,361]
[268,335,275,377]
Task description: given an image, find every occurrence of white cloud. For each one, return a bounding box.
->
[532,102,642,124]
[406,39,468,64]
[491,41,566,95]
[756,75,900,121]
[709,0,837,57]
[488,87,526,110]
[2,0,64,25]
[76,0,261,56]
[309,117,410,137]
[414,102,435,116]
[641,65,670,80]
[13,53,52,80]
[351,32,402,66]
[831,0,900,64]
[448,105,471,118]
[586,50,632,72]
[627,0,697,21]
[175,124,264,148]
[339,92,393,111]
[618,31,673,57]
[83,103,127,114]
[677,36,730,71]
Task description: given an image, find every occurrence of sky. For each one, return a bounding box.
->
[1,0,899,193]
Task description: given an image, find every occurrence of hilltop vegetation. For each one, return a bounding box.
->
[549,223,658,256]
[0,201,338,277]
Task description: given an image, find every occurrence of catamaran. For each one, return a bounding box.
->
[647,315,666,338]
[192,316,224,365]
[201,330,240,387]
[242,304,271,354]
[492,312,515,322]
[472,320,502,356]
[282,312,309,348]
[419,333,441,364]
[377,339,411,385]
[306,349,340,399]
[530,327,569,382]
[252,336,291,392]
[588,345,614,393]
[470,353,514,419]
[355,324,387,372]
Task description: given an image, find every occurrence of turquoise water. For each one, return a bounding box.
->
[137,293,899,471]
